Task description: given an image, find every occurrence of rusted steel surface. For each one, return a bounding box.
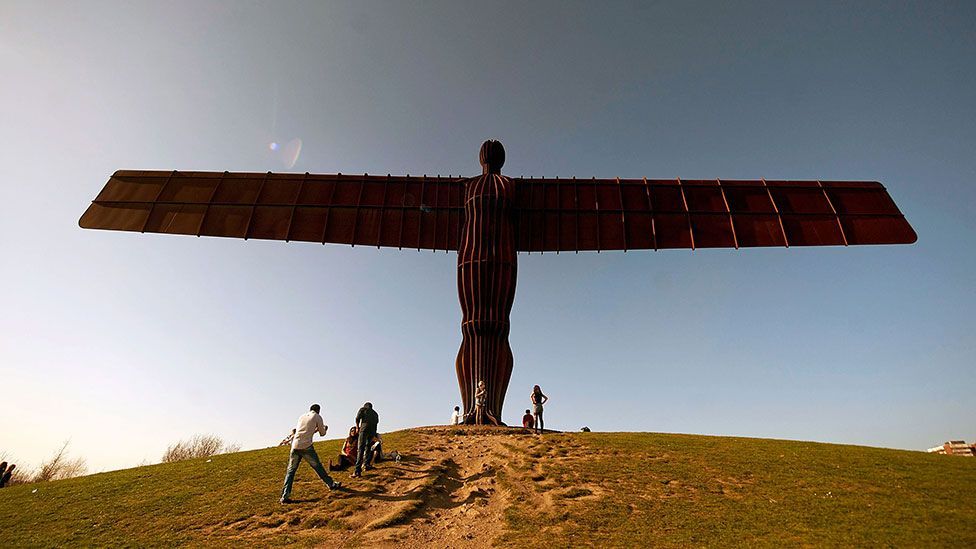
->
[79,140,918,425]
[80,172,916,253]
[79,171,466,250]
[456,141,514,425]
[512,178,917,251]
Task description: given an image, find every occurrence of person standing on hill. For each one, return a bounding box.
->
[451,406,461,425]
[280,403,341,503]
[531,385,549,434]
[353,402,380,477]
[472,380,500,425]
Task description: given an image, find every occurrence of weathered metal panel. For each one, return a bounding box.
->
[511,178,916,252]
[79,170,466,251]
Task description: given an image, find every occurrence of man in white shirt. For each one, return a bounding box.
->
[280,403,341,503]
[451,406,461,425]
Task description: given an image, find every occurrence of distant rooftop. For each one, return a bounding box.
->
[927,441,975,456]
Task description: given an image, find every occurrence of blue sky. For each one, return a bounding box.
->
[1,1,973,472]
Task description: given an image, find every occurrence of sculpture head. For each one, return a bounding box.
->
[479,140,505,175]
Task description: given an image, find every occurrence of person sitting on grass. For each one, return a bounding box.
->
[329,426,359,471]
[367,433,402,464]
[522,409,534,429]
[0,463,14,488]
[0,462,10,488]
[369,433,384,464]
[279,403,341,504]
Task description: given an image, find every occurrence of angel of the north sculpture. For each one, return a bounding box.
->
[80,140,917,425]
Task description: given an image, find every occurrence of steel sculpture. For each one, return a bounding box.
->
[80,140,917,424]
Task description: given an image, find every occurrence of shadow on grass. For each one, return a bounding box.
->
[283,497,322,504]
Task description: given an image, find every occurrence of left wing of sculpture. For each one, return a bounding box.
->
[79,170,465,251]
[512,178,916,252]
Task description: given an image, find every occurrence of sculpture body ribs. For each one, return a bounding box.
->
[456,141,516,424]
[78,139,918,426]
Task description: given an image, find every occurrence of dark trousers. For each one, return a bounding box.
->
[330,454,355,471]
[355,428,376,474]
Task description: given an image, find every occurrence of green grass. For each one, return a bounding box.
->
[1,429,974,547]
[0,430,420,547]
[498,432,976,546]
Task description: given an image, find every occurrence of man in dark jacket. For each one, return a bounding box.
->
[353,402,380,477]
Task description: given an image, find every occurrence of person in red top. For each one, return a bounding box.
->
[521,409,534,429]
[330,426,359,471]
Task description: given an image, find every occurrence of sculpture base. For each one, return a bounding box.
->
[463,406,504,426]
[462,419,508,427]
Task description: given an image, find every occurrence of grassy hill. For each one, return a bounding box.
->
[1,427,974,547]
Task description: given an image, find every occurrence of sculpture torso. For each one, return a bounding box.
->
[459,174,516,263]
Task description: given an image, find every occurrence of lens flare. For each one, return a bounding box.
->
[267,138,301,168]
[281,138,302,169]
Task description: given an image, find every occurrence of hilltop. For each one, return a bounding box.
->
[1,426,974,547]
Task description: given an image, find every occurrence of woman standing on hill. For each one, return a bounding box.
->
[530,385,549,434]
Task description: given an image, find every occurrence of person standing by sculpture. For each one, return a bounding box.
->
[280,403,341,504]
[471,380,499,425]
[451,406,461,425]
[531,385,549,434]
[353,402,380,477]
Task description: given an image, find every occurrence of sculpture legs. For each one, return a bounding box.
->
[456,260,516,425]
[456,323,513,425]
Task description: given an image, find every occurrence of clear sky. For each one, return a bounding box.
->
[1,1,973,473]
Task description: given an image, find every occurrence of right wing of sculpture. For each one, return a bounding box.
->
[79,170,466,251]
[512,178,916,252]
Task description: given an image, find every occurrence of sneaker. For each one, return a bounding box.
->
[280,498,294,504]
[330,481,342,490]
[351,471,361,478]
[365,465,374,471]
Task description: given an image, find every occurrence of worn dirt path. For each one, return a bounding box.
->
[208,426,562,547]
[358,426,522,547]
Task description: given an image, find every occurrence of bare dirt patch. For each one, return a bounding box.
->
[206,425,546,547]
